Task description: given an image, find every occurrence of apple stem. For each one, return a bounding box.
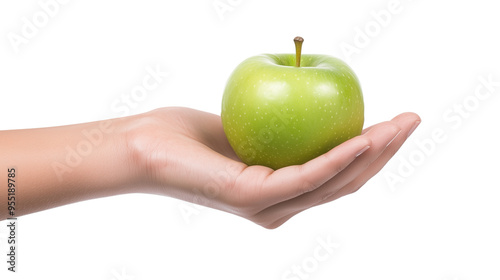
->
[294,36,304,67]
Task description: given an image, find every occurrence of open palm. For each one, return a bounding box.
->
[125,107,420,229]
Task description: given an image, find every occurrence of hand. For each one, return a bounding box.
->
[125,107,420,229]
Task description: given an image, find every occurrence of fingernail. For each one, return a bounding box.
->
[356,146,370,157]
[407,121,421,138]
[386,130,402,148]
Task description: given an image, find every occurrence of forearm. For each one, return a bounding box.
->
[0,117,136,220]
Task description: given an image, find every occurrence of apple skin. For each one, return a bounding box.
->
[221,54,364,169]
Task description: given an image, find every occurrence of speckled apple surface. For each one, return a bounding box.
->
[221,54,364,169]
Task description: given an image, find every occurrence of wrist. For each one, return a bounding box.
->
[120,111,160,193]
[0,116,145,217]
[62,116,141,197]
[61,116,145,197]
[109,115,148,194]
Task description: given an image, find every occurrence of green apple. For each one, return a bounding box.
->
[221,37,364,169]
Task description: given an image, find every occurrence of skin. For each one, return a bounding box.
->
[0,107,420,229]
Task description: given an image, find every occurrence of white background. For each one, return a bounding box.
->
[1,0,499,279]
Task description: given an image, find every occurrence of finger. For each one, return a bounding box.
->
[362,124,376,134]
[267,211,299,229]
[318,112,420,202]
[261,113,420,228]
[315,122,402,200]
[251,122,401,226]
[247,134,372,208]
